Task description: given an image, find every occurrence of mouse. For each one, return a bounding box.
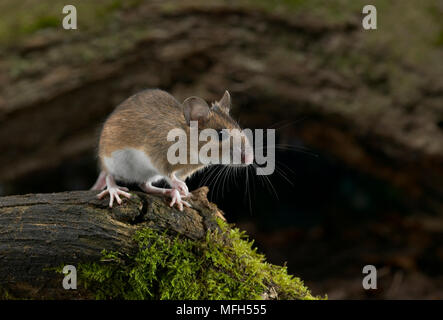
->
[91,89,254,211]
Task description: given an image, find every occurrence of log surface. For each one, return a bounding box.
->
[0,187,223,298]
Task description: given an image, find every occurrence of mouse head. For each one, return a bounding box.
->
[183,91,254,166]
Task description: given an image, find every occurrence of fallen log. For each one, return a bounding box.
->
[0,187,316,300]
[0,187,224,298]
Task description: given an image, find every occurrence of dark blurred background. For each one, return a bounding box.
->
[1,0,443,299]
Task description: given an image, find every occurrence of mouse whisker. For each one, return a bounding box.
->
[252,163,279,200]
[253,145,318,158]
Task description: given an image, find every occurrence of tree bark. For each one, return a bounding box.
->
[0,187,224,299]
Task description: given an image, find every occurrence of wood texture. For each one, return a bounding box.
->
[0,187,224,298]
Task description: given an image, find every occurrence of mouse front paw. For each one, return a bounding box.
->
[170,177,190,197]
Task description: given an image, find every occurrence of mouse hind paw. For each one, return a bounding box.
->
[97,174,131,207]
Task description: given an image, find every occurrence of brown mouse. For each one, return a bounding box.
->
[91,89,254,210]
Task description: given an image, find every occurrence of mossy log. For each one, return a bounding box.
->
[0,187,224,299]
[0,187,315,300]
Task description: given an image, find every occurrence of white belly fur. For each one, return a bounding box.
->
[104,148,161,183]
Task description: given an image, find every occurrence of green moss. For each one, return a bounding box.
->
[0,0,146,46]
[78,220,321,300]
[434,29,443,47]
[96,0,123,19]
[0,288,12,300]
[21,15,59,34]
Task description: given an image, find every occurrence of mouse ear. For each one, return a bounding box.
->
[183,96,210,126]
[217,90,231,114]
